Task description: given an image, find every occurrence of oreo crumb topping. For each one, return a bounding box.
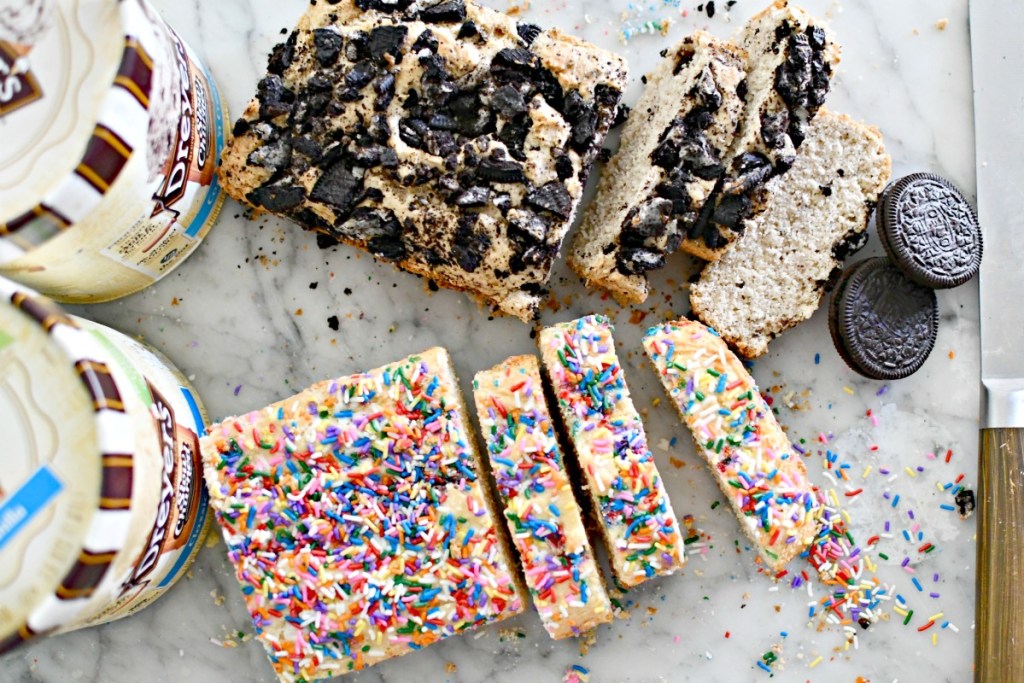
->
[248,184,306,212]
[418,0,466,23]
[517,22,542,45]
[774,25,832,142]
[696,20,834,251]
[314,28,344,66]
[615,65,729,276]
[231,1,624,319]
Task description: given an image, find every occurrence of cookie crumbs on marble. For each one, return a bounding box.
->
[219,0,627,322]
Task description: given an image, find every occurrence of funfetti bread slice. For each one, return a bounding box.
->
[690,110,891,358]
[219,0,627,322]
[539,315,685,587]
[201,348,524,682]
[473,355,612,638]
[642,319,820,570]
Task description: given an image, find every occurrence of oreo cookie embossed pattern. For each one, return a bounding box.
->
[876,173,983,289]
[829,257,939,380]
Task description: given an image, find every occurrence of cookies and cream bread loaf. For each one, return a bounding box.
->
[642,319,820,570]
[691,110,891,358]
[219,0,627,322]
[200,348,524,682]
[681,0,841,259]
[539,315,685,587]
[473,355,613,638]
[568,32,746,304]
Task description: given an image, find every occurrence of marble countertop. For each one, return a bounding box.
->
[4,0,980,681]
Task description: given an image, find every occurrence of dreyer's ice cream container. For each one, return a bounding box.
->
[0,276,210,653]
[0,0,227,302]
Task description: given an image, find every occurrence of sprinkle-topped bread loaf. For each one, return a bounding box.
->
[681,0,841,259]
[200,348,524,682]
[539,315,685,587]
[568,32,747,304]
[690,110,891,358]
[642,319,820,570]
[473,355,612,639]
[219,0,627,321]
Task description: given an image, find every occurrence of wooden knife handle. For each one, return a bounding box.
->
[976,428,1024,682]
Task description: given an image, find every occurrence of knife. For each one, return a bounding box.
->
[971,1,1024,681]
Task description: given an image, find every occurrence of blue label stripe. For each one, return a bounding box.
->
[0,466,64,552]
[158,386,209,588]
[182,65,225,239]
[180,386,206,437]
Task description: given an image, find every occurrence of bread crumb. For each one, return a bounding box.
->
[445,662,458,673]
[936,18,949,30]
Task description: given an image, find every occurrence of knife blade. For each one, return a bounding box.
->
[970,1,1024,681]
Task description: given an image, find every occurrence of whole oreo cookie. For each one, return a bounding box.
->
[829,257,939,380]
[876,173,983,288]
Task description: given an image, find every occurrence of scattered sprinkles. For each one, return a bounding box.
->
[473,356,612,639]
[540,315,684,587]
[201,349,523,683]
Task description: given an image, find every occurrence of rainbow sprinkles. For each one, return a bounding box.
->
[200,348,523,683]
[539,315,685,587]
[473,355,612,638]
[642,319,821,570]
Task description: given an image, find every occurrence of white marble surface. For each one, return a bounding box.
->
[3,0,980,681]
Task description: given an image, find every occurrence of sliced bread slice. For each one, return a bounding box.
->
[538,315,685,587]
[643,319,822,570]
[690,109,892,358]
[681,0,841,260]
[568,32,747,304]
[473,355,613,639]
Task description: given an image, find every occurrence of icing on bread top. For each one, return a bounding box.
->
[642,319,821,569]
[474,356,611,638]
[201,348,521,683]
[540,315,684,586]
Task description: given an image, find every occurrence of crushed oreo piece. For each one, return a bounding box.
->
[313,28,343,66]
[355,0,414,11]
[310,162,362,214]
[517,22,542,46]
[267,33,297,75]
[955,489,975,519]
[345,60,378,89]
[457,20,478,39]
[248,184,306,212]
[526,182,572,218]
[477,157,526,183]
[327,315,340,331]
[257,75,295,120]
[419,0,466,23]
[491,85,527,118]
[369,25,408,65]
[453,217,490,272]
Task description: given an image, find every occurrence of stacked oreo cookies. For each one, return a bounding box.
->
[829,173,982,379]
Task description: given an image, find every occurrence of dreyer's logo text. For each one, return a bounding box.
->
[150,32,210,219]
[0,41,42,119]
[120,384,178,593]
